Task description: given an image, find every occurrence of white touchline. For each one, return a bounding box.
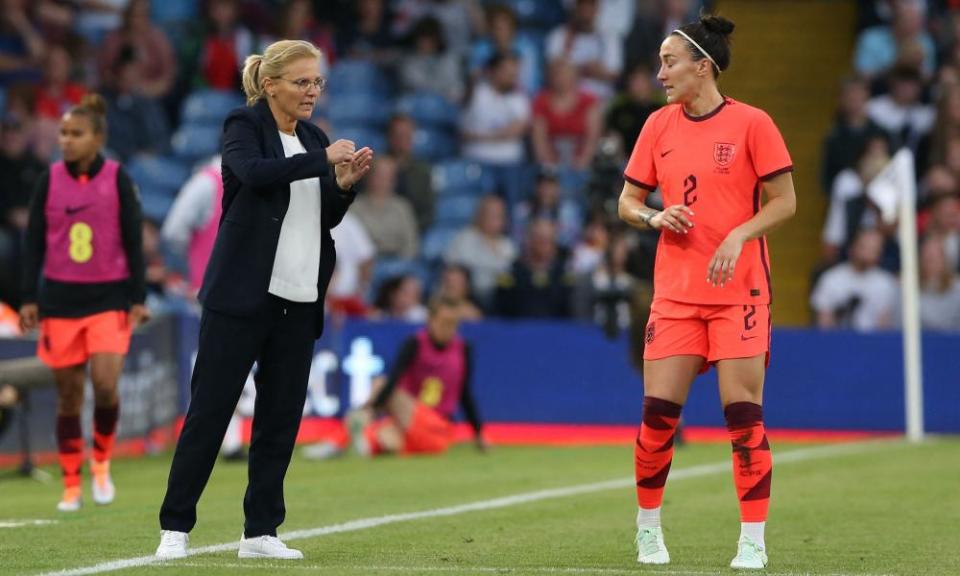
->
[0,520,58,529]
[38,440,900,576]
[156,562,894,576]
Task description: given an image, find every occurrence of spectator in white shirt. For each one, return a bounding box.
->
[461,52,531,207]
[352,156,420,260]
[866,65,935,151]
[812,228,899,331]
[915,234,960,330]
[821,134,890,264]
[444,195,516,309]
[328,211,376,306]
[545,0,622,99]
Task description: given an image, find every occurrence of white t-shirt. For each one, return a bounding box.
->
[810,263,899,331]
[329,212,375,298]
[268,131,322,302]
[545,26,622,98]
[461,82,530,165]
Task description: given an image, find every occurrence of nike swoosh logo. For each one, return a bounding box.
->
[660,149,674,158]
[65,204,92,216]
[740,335,758,341]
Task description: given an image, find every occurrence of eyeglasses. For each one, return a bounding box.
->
[278,77,327,93]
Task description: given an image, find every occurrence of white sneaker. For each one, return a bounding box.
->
[91,460,115,505]
[56,486,82,512]
[347,410,371,457]
[636,526,670,564]
[301,441,344,460]
[238,535,303,560]
[730,535,768,569]
[155,530,189,559]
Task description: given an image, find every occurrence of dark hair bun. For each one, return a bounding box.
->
[79,93,107,116]
[700,14,735,37]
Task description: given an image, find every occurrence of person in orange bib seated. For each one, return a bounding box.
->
[308,296,486,460]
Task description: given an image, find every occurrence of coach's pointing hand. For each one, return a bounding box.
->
[326,139,356,165]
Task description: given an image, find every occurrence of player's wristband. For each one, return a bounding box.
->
[640,210,659,228]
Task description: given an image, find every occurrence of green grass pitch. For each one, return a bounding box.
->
[1,438,958,575]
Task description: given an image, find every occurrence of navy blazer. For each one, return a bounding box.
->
[199,99,355,338]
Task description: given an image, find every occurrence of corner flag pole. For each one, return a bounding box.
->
[867,148,924,442]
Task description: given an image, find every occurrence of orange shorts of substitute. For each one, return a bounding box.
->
[367,402,454,455]
[642,299,770,373]
[38,310,132,368]
[402,402,454,454]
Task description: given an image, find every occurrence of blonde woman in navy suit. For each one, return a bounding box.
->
[156,40,373,560]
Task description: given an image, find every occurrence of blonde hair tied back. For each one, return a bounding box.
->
[241,40,323,106]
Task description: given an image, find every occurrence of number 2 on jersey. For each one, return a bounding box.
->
[69,222,94,263]
[683,174,698,206]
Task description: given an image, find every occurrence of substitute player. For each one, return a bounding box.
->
[316,296,484,458]
[618,14,796,570]
[19,94,149,511]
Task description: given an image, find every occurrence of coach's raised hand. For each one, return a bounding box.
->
[335,147,374,190]
[325,139,356,165]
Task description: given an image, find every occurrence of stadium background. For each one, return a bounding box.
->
[0,0,958,464]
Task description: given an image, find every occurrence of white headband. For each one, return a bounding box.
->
[673,29,720,75]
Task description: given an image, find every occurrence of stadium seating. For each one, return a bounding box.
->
[126,154,192,198]
[139,190,175,223]
[171,123,222,162]
[484,0,565,29]
[421,226,462,262]
[431,160,493,197]
[150,0,197,25]
[333,126,387,154]
[180,90,244,127]
[395,91,460,130]
[412,128,458,161]
[369,257,432,299]
[327,93,394,129]
[435,194,481,228]
[328,60,392,97]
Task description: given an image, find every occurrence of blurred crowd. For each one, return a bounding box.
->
[1,0,957,335]
[0,0,711,338]
[814,0,960,331]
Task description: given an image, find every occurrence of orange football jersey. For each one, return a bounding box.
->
[624,97,793,305]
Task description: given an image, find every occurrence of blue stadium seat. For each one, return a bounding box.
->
[333,126,387,154]
[171,124,222,161]
[327,93,393,129]
[180,90,244,126]
[431,160,493,197]
[486,0,565,28]
[395,92,460,129]
[434,194,480,228]
[421,226,461,262]
[412,128,457,161]
[556,167,589,197]
[140,190,175,223]
[126,155,192,198]
[150,0,197,25]
[368,258,430,300]
[328,60,391,97]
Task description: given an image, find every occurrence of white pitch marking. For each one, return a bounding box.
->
[0,519,58,529]
[39,440,900,576]
[162,561,893,576]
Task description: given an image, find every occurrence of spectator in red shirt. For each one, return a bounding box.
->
[97,0,176,99]
[197,0,254,91]
[532,58,602,171]
[35,44,86,120]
